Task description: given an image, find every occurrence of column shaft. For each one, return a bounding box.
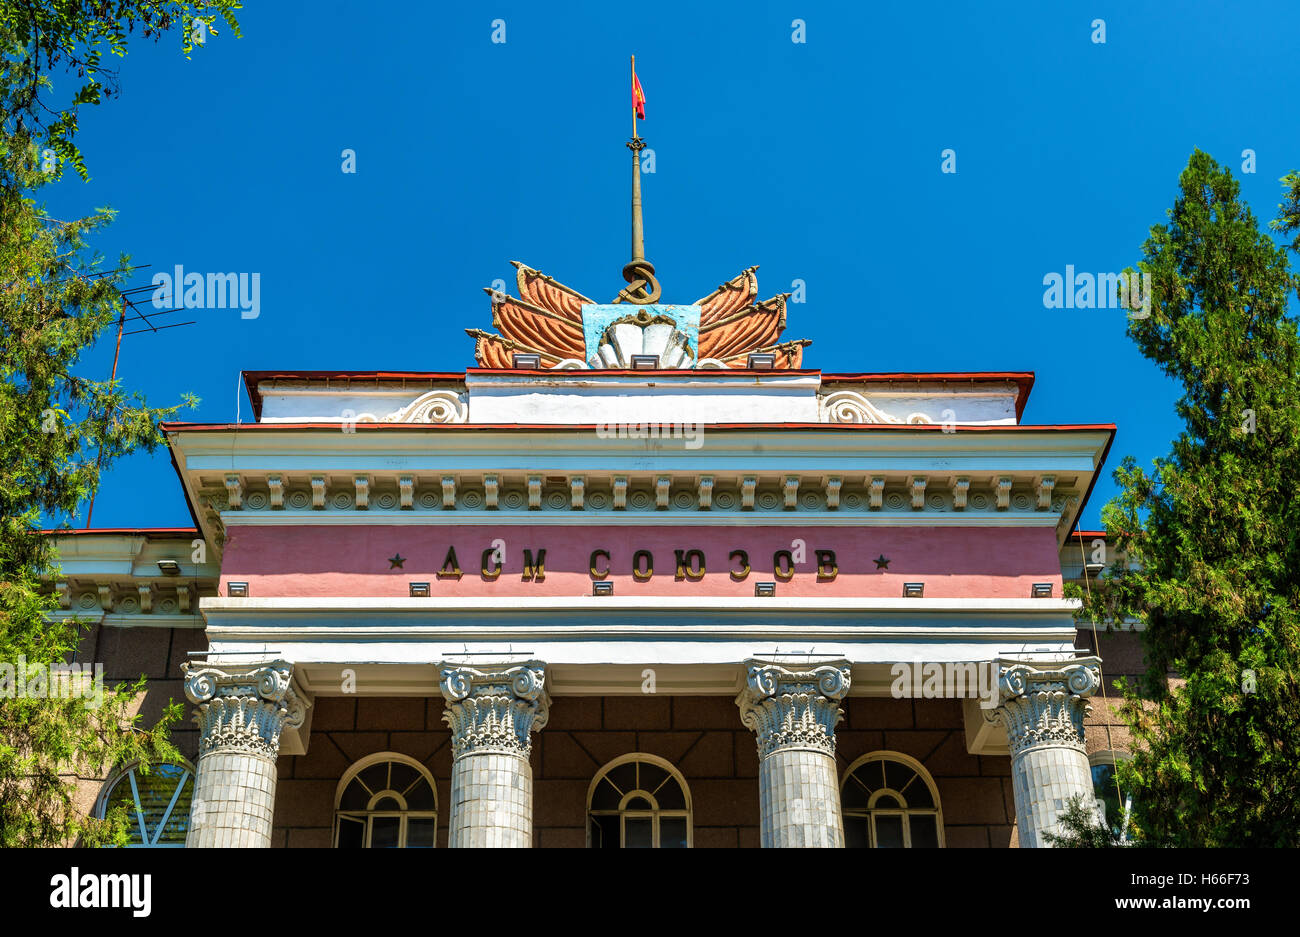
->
[440,661,549,848]
[189,749,278,848]
[182,660,305,848]
[448,751,532,848]
[996,658,1102,847]
[757,747,843,847]
[737,661,851,848]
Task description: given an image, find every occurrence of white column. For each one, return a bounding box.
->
[182,660,305,848]
[995,658,1102,847]
[736,660,851,848]
[440,661,549,848]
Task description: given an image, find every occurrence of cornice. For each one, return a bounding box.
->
[44,576,215,625]
[200,596,1081,648]
[167,425,1112,561]
[167,425,1111,464]
[44,611,206,630]
[203,624,1078,657]
[216,509,1064,527]
[200,595,1081,631]
[199,596,1081,691]
[196,466,1087,533]
[201,595,1080,612]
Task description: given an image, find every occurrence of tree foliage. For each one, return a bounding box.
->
[1042,795,1132,848]
[0,0,242,179]
[0,4,239,846]
[1074,150,1300,847]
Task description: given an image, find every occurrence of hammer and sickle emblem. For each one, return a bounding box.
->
[616,259,662,304]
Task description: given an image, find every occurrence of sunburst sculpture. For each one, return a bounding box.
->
[466,262,810,370]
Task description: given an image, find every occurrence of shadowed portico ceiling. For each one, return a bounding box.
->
[465,261,812,369]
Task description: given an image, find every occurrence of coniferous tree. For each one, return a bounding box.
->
[0,3,240,847]
[1075,150,1300,847]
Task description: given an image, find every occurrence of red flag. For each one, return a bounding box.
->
[632,68,646,120]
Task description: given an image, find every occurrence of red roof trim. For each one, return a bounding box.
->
[163,421,1115,433]
[820,371,1034,380]
[465,367,823,377]
[41,527,198,537]
[244,370,465,381]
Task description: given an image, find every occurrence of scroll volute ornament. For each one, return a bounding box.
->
[182,660,307,757]
[384,390,468,424]
[993,659,1102,756]
[440,662,551,757]
[736,662,851,758]
[822,390,934,425]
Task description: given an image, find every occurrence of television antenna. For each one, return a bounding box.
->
[84,266,198,527]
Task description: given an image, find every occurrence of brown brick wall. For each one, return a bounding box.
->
[66,626,1145,847]
[70,625,204,823]
[270,695,1016,848]
[1077,627,1146,756]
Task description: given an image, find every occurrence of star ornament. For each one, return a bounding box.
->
[388,554,406,569]
[873,554,890,570]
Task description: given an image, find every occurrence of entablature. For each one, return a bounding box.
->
[41,530,219,628]
[167,425,1111,560]
[200,595,1083,699]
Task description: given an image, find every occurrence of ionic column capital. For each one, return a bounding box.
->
[440,661,550,758]
[735,660,851,758]
[994,657,1101,756]
[182,659,306,759]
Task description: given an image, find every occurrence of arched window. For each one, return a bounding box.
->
[96,761,193,847]
[840,752,944,848]
[1089,751,1133,842]
[587,754,691,848]
[334,753,438,848]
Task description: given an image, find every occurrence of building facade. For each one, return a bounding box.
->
[54,258,1136,848]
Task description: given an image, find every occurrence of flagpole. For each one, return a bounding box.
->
[629,53,644,264]
[618,54,659,304]
[630,122,644,264]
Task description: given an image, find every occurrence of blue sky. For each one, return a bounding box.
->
[42,0,1300,530]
